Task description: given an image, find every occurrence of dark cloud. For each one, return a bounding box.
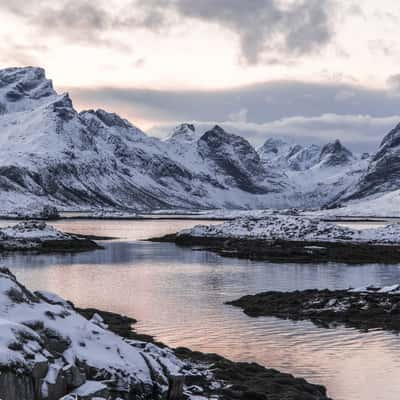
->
[66,80,400,123]
[0,1,109,44]
[145,0,337,63]
[64,80,400,151]
[0,0,337,63]
[0,0,168,46]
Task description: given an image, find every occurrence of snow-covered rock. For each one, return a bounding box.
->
[0,221,99,251]
[179,215,400,243]
[0,268,216,400]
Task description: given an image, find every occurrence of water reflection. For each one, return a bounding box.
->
[1,219,400,400]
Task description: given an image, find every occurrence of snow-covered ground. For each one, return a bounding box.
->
[310,189,400,218]
[0,221,99,251]
[350,284,400,294]
[0,221,68,241]
[0,268,218,399]
[179,215,400,243]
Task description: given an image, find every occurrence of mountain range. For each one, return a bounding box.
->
[0,67,396,213]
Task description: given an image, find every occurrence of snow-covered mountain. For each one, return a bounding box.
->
[0,66,375,212]
[318,123,400,216]
[338,123,400,202]
[257,137,368,208]
[258,137,321,171]
[0,67,294,211]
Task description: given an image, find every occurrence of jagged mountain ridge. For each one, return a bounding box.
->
[0,67,293,211]
[0,66,372,211]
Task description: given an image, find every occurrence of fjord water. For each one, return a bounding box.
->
[2,219,400,400]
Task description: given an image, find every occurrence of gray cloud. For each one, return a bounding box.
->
[0,0,167,46]
[145,0,337,63]
[0,1,109,45]
[66,80,400,123]
[0,0,337,63]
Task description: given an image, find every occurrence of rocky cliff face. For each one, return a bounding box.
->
[197,125,269,194]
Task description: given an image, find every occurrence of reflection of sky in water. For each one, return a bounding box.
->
[1,219,400,400]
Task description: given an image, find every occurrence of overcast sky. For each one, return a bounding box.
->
[1,0,400,150]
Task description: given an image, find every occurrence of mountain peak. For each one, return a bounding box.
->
[376,122,400,157]
[319,139,354,166]
[167,123,197,143]
[0,67,56,115]
[0,66,55,101]
[83,109,133,129]
[258,137,293,157]
[208,125,227,135]
[258,137,322,171]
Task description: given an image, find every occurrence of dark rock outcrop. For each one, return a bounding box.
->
[318,140,354,167]
[198,125,270,194]
[150,233,400,264]
[228,288,400,333]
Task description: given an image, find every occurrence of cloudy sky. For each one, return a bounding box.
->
[1,0,400,150]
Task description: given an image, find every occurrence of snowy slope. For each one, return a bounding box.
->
[313,189,400,218]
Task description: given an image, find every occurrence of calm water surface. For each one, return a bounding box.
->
[1,219,400,400]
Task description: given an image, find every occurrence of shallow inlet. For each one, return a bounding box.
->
[1,218,400,400]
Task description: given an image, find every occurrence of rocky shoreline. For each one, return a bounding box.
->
[150,233,400,264]
[77,307,331,400]
[227,285,400,333]
[0,268,331,400]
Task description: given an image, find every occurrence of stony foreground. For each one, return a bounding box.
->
[0,268,331,400]
[228,285,400,333]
